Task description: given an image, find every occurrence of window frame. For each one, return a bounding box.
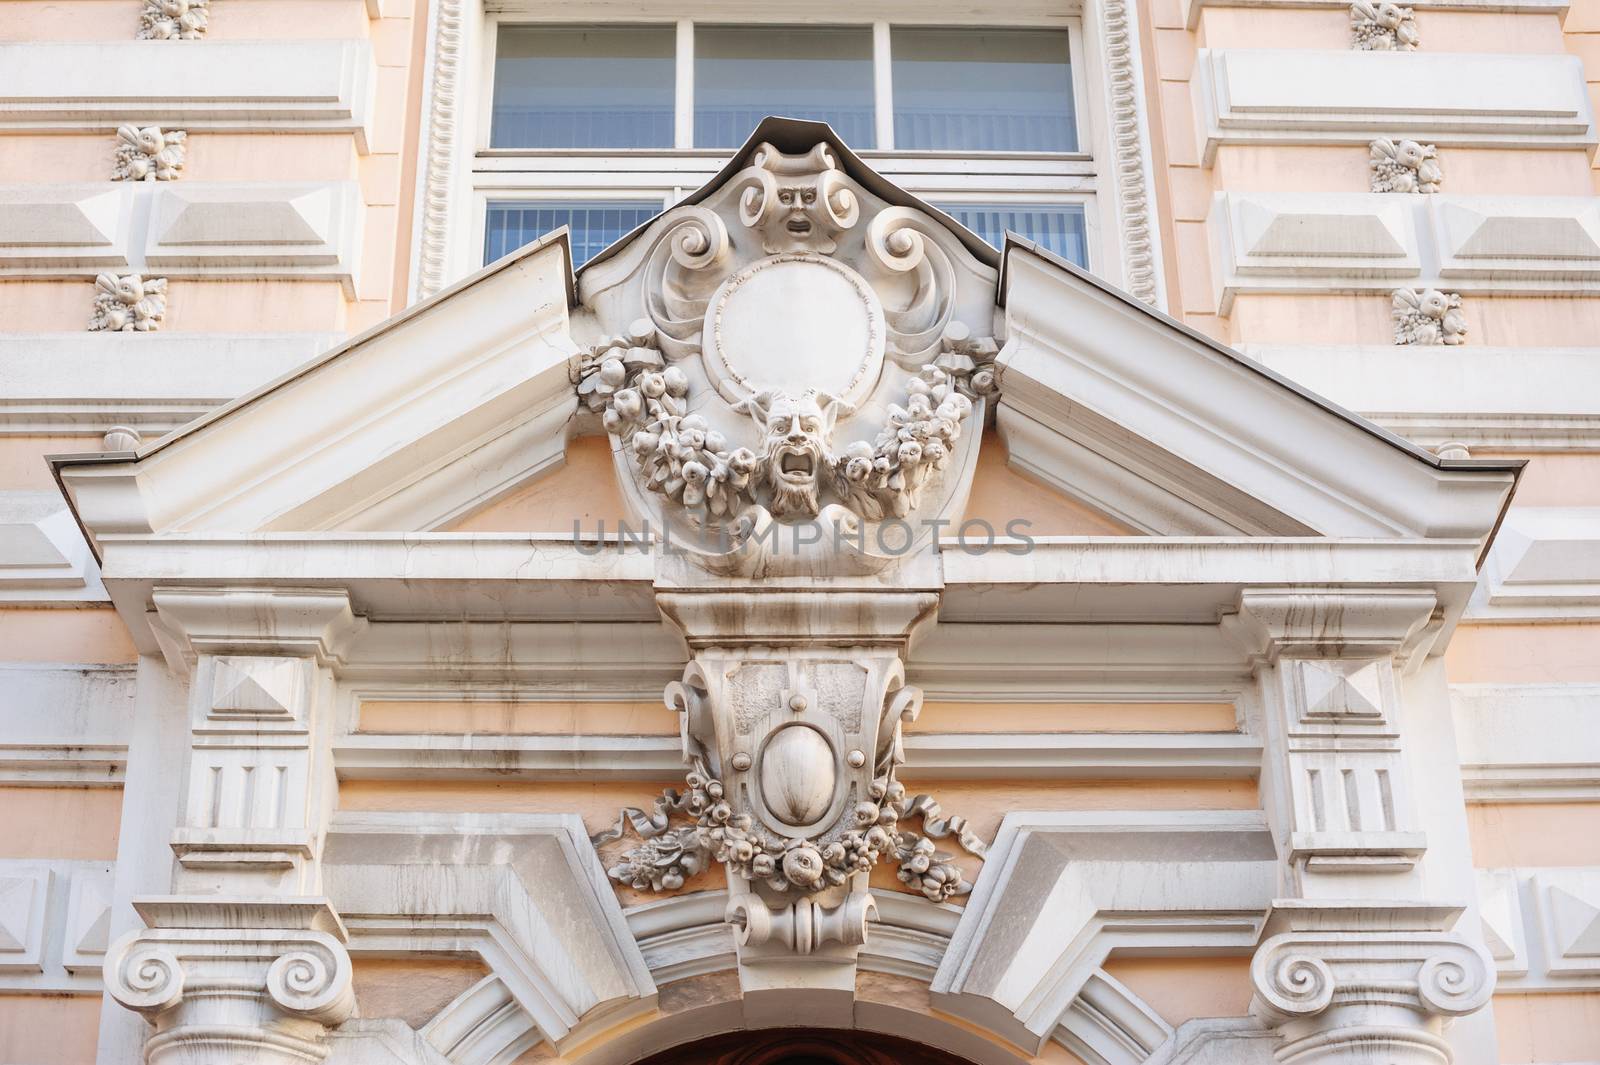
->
[448,4,1138,289]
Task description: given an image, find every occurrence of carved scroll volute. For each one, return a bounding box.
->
[866,207,956,362]
[645,207,731,358]
[666,659,716,768]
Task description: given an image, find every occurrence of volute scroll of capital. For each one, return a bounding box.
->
[576,138,1002,566]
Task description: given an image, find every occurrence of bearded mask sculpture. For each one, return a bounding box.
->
[735,390,847,519]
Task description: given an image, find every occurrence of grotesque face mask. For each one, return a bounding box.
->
[736,390,847,519]
[738,144,860,255]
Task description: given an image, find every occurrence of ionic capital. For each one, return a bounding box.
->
[104,898,355,1065]
[1249,901,1494,1064]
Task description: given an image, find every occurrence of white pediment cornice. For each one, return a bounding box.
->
[45,127,1523,655]
[998,239,1520,549]
[55,231,577,547]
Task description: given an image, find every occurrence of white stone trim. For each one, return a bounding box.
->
[0,493,108,605]
[1453,683,1600,802]
[323,811,656,1052]
[1181,0,1567,28]
[332,730,1260,782]
[0,859,115,994]
[1240,345,1600,451]
[0,664,133,786]
[0,42,376,150]
[931,810,1276,1054]
[0,182,364,295]
[144,183,365,298]
[1466,509,1600,623]
[0,185,135,272]
[0,333,344,437]
[999,245,1516,544]
[1209,192,1600,309]
[1477,866,1600,992]
[1193,49,1596,163]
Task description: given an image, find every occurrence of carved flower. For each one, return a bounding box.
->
[662,366,690,397]
[639,371,666,399]
[923,439,948,465]
[751,852,775,878]
[897,441,923,466]
[728,448,758,476]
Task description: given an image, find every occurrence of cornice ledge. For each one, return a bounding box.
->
[1226,588,1439,665]
[323,811,656,1053]
[931,810,1276,1054]
[150,586,365,673]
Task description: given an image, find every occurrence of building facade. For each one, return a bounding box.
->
[1,3,1598,1064]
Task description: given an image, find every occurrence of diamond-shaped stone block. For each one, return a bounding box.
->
[1298,660,1385,719]
[210,656,307,720]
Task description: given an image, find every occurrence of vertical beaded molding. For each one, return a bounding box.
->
[415,0,464,300]
[1100,0,1162,308]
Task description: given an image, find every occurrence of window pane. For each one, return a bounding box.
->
[492,26,675,149]
[484,201,662,267]
[694,26,875,149]
[936,203,1088,268]
[892,28,1078,152]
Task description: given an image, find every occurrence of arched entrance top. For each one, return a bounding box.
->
[631,1028,984,1065]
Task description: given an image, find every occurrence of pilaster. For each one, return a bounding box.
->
[1234,589,1496,1063]
[104,587,365,1065]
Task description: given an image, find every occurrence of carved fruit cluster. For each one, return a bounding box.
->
[139,0,208,39]
[1369,138,1440,194]
[114,125,187,182]
[598,759,979,902]
[1392,288,1467,346]
[90,273,167,332]
[578,323,760,521]
[830,325,999,521]
[1350,0,1418,50]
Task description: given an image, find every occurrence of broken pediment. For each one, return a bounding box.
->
[53,118,1516,573]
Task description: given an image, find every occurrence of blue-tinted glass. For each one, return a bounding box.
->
[694,26,875,149]
[484,202,662,267]
[937,203,1088,268]
[893,28,1078,152]
[492,26,675,148]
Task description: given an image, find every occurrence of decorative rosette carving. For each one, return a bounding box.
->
[1393,288,1467,346]
[91,273,167,332]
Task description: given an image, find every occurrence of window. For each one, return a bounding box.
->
[467,17,1101,281]
[484,201,662,267]
[936,203,1088,268]
[491,25,675,149]
[694,26,876,149]
[891,28,1077,152]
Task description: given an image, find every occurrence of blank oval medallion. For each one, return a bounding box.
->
[759,726,836,827]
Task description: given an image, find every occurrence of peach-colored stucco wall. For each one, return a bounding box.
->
[0,994,103,1065]
[1468,804,1600,868]
[964,432,1133,535]
[1444,624,1600,684]
[448,436,631,533]
[1101,956,1253,1026]
[0,787,122,859]
[1494,991,1600,1062]
[351,958,489,1029]
[0,608,137,664]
